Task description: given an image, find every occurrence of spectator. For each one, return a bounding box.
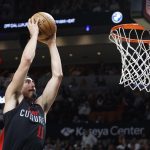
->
[78,101,91,122]
[116,135,127,150]
[81,129,97,149]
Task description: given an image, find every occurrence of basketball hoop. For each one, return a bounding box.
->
[109,23,150,92]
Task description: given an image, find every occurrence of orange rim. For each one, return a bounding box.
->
[110,23,150,44]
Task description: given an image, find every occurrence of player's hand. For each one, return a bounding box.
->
[27,17,39,37]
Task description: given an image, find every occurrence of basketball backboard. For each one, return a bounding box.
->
[131,0,150,29]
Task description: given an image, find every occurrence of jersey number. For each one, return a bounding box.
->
[37,125,44,139]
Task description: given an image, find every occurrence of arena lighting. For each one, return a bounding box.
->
[97,52,101,55]
[42,55,45,59]
[85,25,91,31]
[14,57,18,60]
[3,18,76,29]
[69,53,73,57]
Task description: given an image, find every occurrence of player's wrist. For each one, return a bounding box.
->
[30,33,38,39]
[48,42,56,49]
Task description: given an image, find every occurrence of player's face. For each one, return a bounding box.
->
[22,77,36,98]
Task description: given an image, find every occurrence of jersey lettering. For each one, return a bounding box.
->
[37,125,44,139]
[20,109,45,125]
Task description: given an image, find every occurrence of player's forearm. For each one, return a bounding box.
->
[48,43,63,77]
[21,34,38,64]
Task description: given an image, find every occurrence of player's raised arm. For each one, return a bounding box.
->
[37,33,63,114]
[4,18,39,113]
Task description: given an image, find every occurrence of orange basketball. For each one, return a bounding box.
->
[31,12,57,42]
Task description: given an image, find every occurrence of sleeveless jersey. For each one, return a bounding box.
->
[2,99,46,150]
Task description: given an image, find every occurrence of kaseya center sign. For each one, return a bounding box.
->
[46,123,148,139]
[61,126,144,138]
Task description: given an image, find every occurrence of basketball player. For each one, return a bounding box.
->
[1,17,63,150]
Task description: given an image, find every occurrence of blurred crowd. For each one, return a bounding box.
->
[0,0,130,20]
[0,63,150,149]
[43,133,150,150]
[0,63,150,124]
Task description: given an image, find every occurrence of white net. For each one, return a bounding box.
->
[109,24,150,92]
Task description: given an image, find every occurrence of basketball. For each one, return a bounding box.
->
[31,12,57,42]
